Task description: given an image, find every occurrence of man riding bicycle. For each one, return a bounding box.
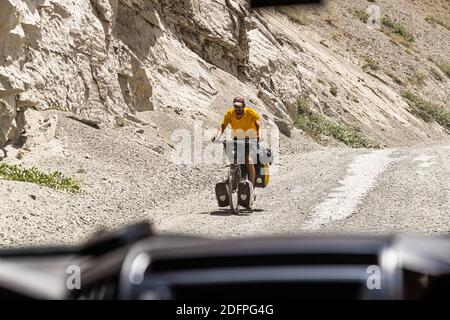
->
[211,96,262,190]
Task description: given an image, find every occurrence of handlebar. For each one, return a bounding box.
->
[212,138,259,145]
[214,139,259,152]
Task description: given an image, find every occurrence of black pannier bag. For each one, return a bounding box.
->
[238,179,253,208]
[215,180,230,207]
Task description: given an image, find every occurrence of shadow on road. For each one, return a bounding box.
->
[199,208,265,216]
[207,209,232,216]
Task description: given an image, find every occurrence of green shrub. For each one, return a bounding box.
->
[295,98,379,148]
[382,17,414,44]
[401,91,450,130]
[363,56,380,71]
[353,9,370,24]
[0,163,81,193]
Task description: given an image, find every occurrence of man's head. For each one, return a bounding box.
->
[233,96,245,115]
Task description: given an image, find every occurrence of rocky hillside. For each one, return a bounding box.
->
[1,0,450,151]
[1,0,450,246]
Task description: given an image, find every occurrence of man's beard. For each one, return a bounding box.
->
[236,108,244,115]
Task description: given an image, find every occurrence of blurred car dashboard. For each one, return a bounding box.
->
[0,223,448,300]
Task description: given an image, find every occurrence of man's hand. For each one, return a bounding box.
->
[212,124,226,143]
[255,119,262,144]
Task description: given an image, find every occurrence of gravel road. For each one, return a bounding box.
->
[154,141,450,237]
[1,115,449,247]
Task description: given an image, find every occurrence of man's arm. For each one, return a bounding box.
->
[212,123,227,142]
[212,111,230,142]
[255,119,262,142]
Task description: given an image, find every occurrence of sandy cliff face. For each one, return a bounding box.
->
[0,0,36,145]
[0,0,449,148]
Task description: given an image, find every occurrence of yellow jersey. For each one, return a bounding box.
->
[221,107,260,139]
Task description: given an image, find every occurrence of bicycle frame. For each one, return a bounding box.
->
[227,163,241,191]
[220,139,255,214]
[212,138,257,214]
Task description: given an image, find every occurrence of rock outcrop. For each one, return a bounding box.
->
[0,0,37,145]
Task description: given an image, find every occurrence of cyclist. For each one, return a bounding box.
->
[211,96,262,191]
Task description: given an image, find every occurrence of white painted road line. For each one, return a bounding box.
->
[305,149,395,230]
[414,155,437,162]
[418,162,437,168]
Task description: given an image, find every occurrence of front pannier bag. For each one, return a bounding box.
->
[215,180,230,207]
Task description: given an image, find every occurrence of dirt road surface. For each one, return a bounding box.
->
[1,116,449,247]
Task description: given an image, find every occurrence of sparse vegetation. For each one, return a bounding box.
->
[353,9,370,24]
[43,104,70,112]
[0,163,81,193]
[381,16,414,45]
[386,72,404,85]
[430,67,444,82]
[425,15,449,30]
[428,57,450,79]
[329,86,338,97]
[331,30,342,41]
[294,97,379,148]
[320,40,329,48]
[425,15,438,26]
[437,63,450,78]
[401,91,450,131]
[408,69,428,86]
[277,7,310,26]
[325,18,336,27]
[363,56,380,71]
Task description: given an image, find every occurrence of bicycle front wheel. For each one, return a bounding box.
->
[228,170,239,214]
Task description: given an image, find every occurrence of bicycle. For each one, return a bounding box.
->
[216,138,256,214]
